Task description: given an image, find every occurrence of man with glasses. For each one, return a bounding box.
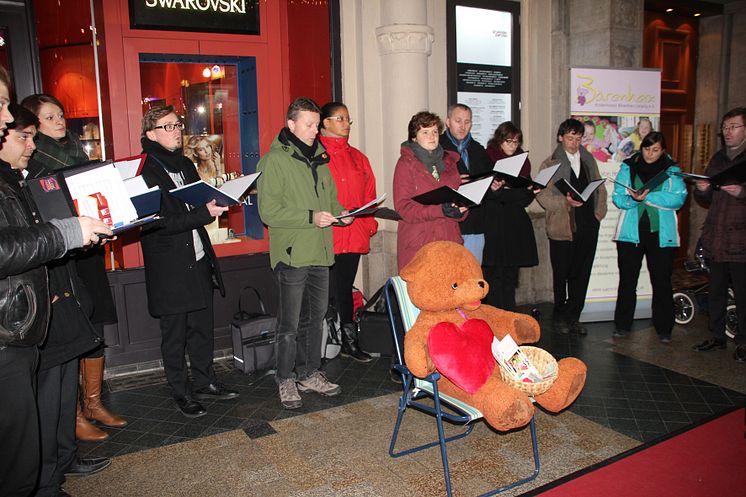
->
[537,118,607,335]
[139,105,238,418]
[693,107,746,362]
[439,103,493,263]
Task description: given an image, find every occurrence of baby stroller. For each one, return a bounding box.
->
[673,243,738,339]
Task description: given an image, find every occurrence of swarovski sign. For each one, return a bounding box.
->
[129,0,259,35]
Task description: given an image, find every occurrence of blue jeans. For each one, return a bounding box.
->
[273,263,329,381]
[462,233,485,265]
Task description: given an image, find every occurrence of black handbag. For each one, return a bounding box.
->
[355,286,393,355]
[230,286,277,374]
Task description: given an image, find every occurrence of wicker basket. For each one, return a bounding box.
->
[498,346,558,396]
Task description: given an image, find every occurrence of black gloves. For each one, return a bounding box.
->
[441,203,463,219]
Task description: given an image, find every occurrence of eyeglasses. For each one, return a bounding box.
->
[153,122,185,132]
[721,124,745,132]
[503,138,520,145]
[326,116,353,125]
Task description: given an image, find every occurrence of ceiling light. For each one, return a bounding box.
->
[694,13,701,17]
[666,8,673,12]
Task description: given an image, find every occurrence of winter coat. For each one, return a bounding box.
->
[482,145,538,268]
[139,138,224,317]
[393,143,465,271]
[695,144,746,262]
[536,144,607,241]
[439,132,493,235]
[257,129,344,269]
[319,135,378,255]
[612,154,687,248]
[0,162,66,348]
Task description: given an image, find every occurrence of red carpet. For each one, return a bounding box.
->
[521,407,746,497]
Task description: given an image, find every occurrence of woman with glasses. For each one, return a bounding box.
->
[482,122,538,311]
[612,131,687,343]
[22,94,126,442]
[393,111,466,271]
[319,102,377,362]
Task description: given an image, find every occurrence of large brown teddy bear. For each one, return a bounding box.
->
[401,241,587,431]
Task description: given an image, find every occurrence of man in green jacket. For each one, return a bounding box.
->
[257,97,350,409]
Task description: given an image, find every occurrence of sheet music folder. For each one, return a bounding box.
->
[412,176,493,207]
[168,172,261,207]
[608,169,670,195]
[673,158,746,188]
[554,178,606,203]
[26,159,161,234]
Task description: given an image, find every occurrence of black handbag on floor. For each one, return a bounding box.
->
[355,286,393,355]
[230,286,277,374]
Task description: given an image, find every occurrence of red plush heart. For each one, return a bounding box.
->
[427,319,495,394]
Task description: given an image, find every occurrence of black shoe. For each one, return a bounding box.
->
[192,383,239,401]
[568,321,588,336]
[735,344,746,363]
[693,339,726,352]
[613,328,628,338]
[340,324,373,363]
[175,397,207,417]
[659,335,672,344]
[64,457,111,477]
[58,489,72,497]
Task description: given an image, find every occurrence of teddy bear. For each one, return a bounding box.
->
[401,241,587,431]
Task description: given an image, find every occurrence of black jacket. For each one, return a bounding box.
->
[139,138,224,317]
[482,145,538,268]
[439,132,493,235]
[25,161,117,327]
[0,162,66,348]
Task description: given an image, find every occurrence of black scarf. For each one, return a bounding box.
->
[283,127,319,161]
[629,152,673,184]
[141,137,186,173]
[405,141,445,175]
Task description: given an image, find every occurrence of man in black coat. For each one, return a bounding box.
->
[440,103,494,263]
[139,105,238,418]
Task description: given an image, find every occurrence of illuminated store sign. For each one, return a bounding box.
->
[129,0,260,35]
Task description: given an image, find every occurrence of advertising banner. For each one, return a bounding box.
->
[569,68,662,322]
[571,67,661,116]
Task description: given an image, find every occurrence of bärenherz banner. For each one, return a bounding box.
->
[570,67,661,116]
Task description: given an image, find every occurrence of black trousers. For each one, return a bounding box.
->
[709,261,746,345]
[0,345,39,497]
[483,265,519,312]
[330,253,361,325]
[159,258,216,399]
[36,359,79,497]
[549,225,599,323]
[614,229,676,337]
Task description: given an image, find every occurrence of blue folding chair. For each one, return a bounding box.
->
[384,276,540,497]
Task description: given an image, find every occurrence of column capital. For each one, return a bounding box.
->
[375,24,434,56]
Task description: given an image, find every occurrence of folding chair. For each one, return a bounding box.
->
[384,276,540,497]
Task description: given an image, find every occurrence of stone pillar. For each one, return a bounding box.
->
[357,0,434,293]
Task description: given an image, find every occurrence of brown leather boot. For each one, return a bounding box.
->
[81,357,127,427]
[76,399,109,441]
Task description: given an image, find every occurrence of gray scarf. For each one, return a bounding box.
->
[406,141,445,179]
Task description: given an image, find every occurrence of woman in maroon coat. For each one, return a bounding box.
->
[483,121,538,311]
[394,111,467,271]
[320,102,378,362]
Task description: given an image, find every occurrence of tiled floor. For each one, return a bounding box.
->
[79,302,745,461]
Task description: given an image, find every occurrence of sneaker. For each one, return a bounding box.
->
[278,378,302,409]
[297,371,341,396]
[659,336,672,344]
[613,328,628,338]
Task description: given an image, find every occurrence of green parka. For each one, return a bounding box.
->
[257,128,344,269]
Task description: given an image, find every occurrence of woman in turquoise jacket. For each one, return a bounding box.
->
[612,131,687,342]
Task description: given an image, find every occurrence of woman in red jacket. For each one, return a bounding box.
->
[320,102,378,362]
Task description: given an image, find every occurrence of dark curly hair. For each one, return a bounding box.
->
[487,121,523,149]
[407,111,443,141]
